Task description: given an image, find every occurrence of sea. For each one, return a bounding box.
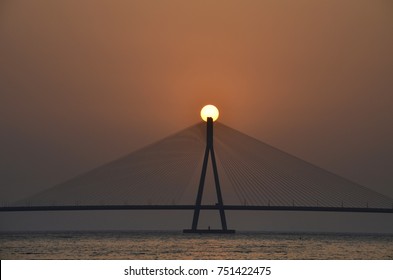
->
[1,231,393,259]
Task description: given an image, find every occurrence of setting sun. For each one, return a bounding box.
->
[200,105,219,122]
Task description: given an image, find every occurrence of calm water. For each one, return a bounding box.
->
[1,231,393,259]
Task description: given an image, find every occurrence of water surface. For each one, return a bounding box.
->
[1,231,392,259]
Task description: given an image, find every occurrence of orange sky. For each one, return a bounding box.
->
[1,0,393,207]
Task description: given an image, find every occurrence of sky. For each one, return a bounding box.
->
[1,0,393,232]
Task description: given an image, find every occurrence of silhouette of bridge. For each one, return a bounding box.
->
[1,121,393,232]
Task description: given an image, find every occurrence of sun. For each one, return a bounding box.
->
[200,105,219,122]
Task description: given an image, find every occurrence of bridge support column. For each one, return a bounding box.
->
[183,117,235,234]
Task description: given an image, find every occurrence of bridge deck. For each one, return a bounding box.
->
[1,205,393,213]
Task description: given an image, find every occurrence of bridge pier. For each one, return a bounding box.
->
[183,117,235,234]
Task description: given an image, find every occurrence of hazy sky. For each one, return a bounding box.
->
[1,1,392,231]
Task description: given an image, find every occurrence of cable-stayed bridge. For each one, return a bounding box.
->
[1,121,393,232]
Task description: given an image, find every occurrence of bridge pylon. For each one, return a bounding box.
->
[183,116,235,234]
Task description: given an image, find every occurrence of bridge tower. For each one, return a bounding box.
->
[184,105,235,233]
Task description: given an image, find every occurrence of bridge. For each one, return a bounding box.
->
[1,107,393,233]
